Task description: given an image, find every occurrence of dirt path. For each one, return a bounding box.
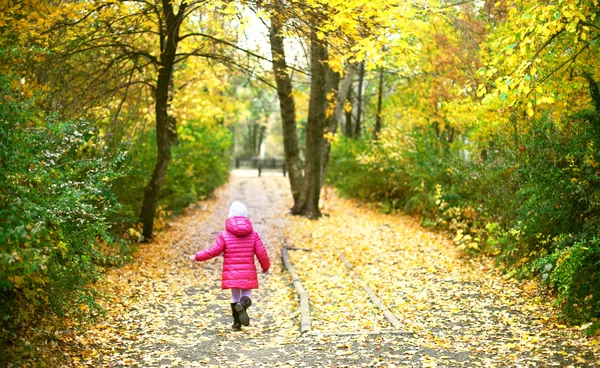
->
[69,171,598,367]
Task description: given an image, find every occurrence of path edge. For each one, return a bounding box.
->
[282,244,311,334]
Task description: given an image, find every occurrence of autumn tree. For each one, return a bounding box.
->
[268,0,304,203]
[19,0,272,238]
[266,0,405,217]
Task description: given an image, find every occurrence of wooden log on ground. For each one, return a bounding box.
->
[340,252,406,331]
[282,245,311,333]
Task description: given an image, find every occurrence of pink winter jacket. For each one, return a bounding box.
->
[194,216,270,290]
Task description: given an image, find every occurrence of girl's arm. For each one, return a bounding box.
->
[192,233,226,261]
[254,233,270,272]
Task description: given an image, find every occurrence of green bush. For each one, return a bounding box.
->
[327,137,401,205]
[328,129,471,217]
[0,75,129,345]
[534,237,600,328]
[500,113,600,328]
[163,121,231,212]
[0,73,232,363]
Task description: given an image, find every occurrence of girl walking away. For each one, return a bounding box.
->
[189,201,270,331]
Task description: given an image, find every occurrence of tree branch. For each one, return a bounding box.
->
[537,40,594,87]
[175,51,277,89]
[179,32,310,76]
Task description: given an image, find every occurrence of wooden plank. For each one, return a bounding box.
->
[282,245,312,334]
[308,329,414,337]
[340,253,406,331]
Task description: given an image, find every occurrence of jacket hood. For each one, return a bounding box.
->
[225,216,253,236]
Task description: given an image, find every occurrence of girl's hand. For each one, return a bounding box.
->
[189,254,196,261]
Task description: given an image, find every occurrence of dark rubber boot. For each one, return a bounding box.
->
[230,303,241,331]
[235,296,252,327]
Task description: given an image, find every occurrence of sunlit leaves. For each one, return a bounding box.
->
[479,0,600,118]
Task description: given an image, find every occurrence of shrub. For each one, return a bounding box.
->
[327,137,400,205]
[0,74,129,348]
[534,237,600,329]
[497,113,600,327]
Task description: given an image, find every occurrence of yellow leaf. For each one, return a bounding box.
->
[344,101,352,113]
[10,275,24,288]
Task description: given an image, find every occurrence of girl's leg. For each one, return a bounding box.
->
[231,288,241,303]
[230,289,242,330]
[235,289,252,326]
[240,289,252,300]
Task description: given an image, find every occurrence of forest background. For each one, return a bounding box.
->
[1,0,600,362]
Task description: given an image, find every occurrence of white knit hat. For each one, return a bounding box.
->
[228,201,248,218]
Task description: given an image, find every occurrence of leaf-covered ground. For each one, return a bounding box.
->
[50,171,598,367]
[286,191,600,366]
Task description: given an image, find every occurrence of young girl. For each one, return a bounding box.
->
[189,201,270,331]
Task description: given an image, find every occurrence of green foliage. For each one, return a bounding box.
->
[327,137,402,206]
[112,120,231,223]
[0,71,232,363]
[500,115,600,263]
[328,111,600,329]
[0,75,129,341]
[164,122,231,212]
[328,128,472,218]
[534,237,600,331]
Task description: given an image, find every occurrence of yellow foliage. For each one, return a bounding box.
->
[479,0,598,117]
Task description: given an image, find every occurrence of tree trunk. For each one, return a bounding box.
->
[292,26,328,218]
[269,2,304,204]
[318,66,341,188]
[354,61,365,138]
[250,121,257,155]
[373,66,384,139]
[332,64,357,129]
[320,64,356,187]
[345,85,354,138]
[257,124,266,156]
[140,1,186,240]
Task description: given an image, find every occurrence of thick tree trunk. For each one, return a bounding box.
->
[140,1,186,240]
[292,27,328,218]
[354,61,365,138]
[269,3,304,204]
[373,66,384,139]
